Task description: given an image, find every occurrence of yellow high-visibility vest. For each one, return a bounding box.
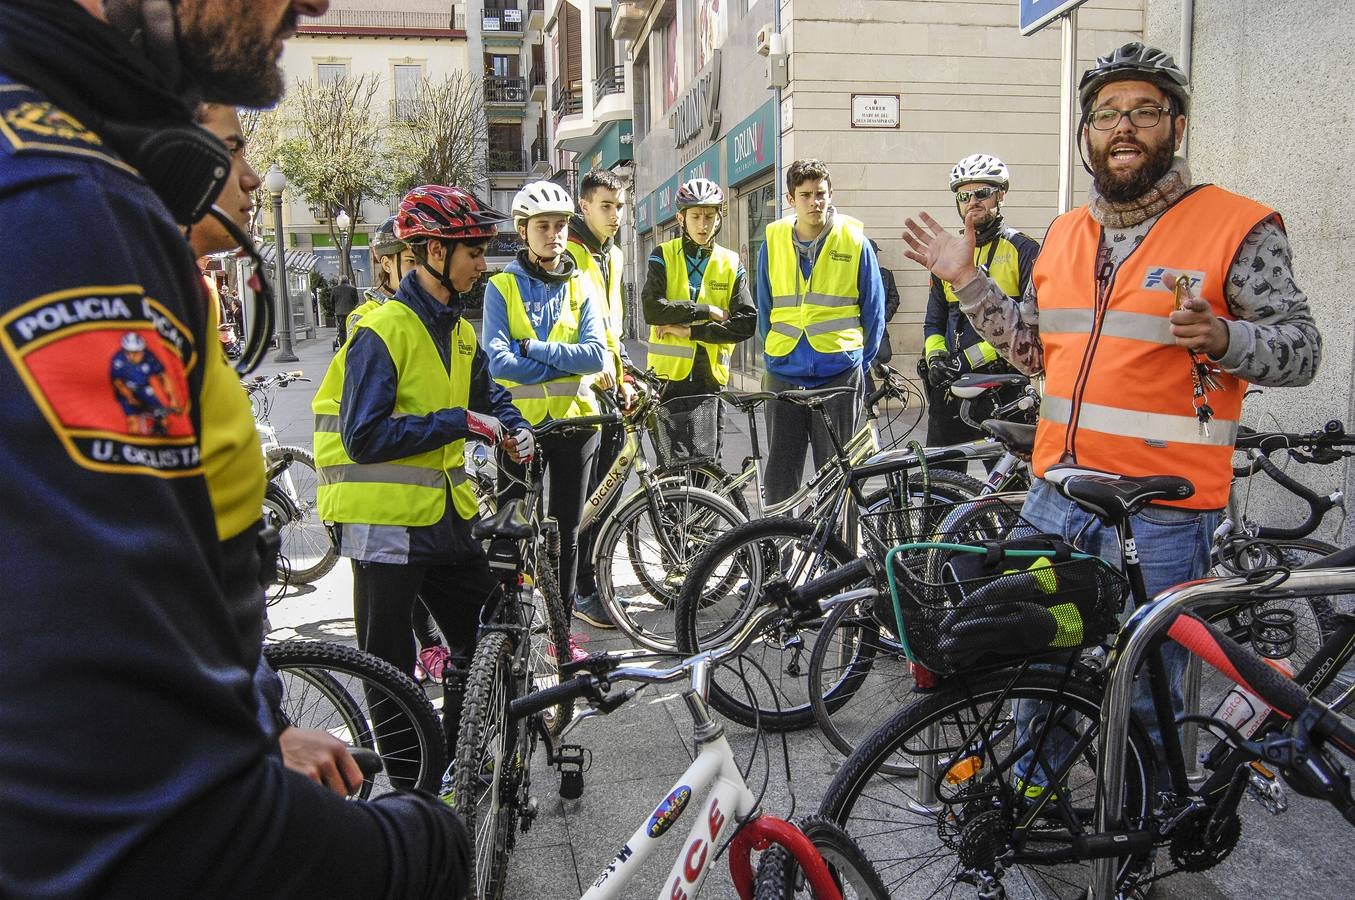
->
[647,238,739,384]
[312,299,478,525]
[764,215,865,357]
[489,271,600,426]
[566,240,625,379]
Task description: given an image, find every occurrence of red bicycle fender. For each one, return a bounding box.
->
[727,814,843,900]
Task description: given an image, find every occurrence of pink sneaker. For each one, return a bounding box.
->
[417,645,451,681]
[549,631,591,664]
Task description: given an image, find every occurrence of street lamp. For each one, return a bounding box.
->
[265,164,298,362]
[334,209,353,285]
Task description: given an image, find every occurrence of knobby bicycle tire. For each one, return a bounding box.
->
[263,446,337,584]
[819,668,1155,900]
[596,485,748,651]
[449,631,518,900]
[531,556,574,736]
[264,640,446,795]
[752,815,889,900]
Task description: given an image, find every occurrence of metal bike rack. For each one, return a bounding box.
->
[1089,566,1355,899]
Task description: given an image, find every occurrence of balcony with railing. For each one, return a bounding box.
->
[527,0,545,30]
[530,139,547,169]
[302,8,466,33]
[482,5,524,36]
[484,76,528,107]
[552,79,583,121]
[486,146,527,173]
[593,65,624,100]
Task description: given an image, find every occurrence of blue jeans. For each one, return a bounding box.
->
[1013,478,1218,783]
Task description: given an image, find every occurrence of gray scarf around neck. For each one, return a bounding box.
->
[1089,157,1193,228]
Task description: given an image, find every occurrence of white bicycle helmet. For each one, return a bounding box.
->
[949,154,1010,192]
[676,177,724,211]
[512,180,575,225]
[120,332,147,352]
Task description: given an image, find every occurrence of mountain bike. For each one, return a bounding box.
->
[507,582,893,899]
[817,468,1355,899]
[244,370,337,585]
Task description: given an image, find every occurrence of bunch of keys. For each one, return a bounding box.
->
[1174,274,1223,436]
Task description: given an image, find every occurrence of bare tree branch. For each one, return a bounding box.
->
[388,73,489,195]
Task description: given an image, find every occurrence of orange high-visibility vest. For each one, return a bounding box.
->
[1031,185,1274,510]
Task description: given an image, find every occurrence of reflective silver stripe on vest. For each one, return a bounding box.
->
[318,462,466,488]
[1040,395,1238,447]
[509,383,550,400]
[647,343,696,360]
[1039,308,1175,345]
[769,322,802,339]
[771,294,800,309]
[314,414,341,432]
[804,316,863,338]
[803,292,859,308]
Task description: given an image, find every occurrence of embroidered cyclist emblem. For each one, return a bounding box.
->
[0,285,200,476]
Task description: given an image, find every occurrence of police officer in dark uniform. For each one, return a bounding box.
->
[0,1,470,896]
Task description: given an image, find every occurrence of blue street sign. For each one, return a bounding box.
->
[1019,0,1088,36]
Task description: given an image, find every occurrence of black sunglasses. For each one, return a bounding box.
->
[955,186,1002,203]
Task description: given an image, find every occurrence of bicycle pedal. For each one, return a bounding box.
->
[1246,764,1288,815]
[556,743,586,800]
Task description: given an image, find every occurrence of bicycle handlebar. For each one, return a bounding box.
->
[1248,452,1337,541]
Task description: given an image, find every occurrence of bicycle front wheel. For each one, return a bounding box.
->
[264,640,446,796]
[819,668,1155,900]
[596,485,747,651]
[449,631,519,900]
[264,446,337,584]
[674,517,862,731]
[753,815,889,899]
[530,557,574,736]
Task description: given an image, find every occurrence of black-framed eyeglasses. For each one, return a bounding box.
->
[955,186,1001,203]
[1088,105,1173,131]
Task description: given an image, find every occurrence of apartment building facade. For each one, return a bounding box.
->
[279,0,470,285]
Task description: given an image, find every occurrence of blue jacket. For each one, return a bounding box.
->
[482,254,608,387]
[755,219,886,386]
[337,272,527,563]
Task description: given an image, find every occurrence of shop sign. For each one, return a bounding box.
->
[683,144,721,185]
[672,51,722,148]
[725,100,775,185]
[850,94,900,129]
[635,193,653,233]
[654,174,681,223]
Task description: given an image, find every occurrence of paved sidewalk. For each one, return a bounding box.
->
[261,324,1348,900]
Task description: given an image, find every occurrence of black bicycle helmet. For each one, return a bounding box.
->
[370,216,405,257]
[1078,42,1191,116]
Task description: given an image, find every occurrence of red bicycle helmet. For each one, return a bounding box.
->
[394,185,507,243]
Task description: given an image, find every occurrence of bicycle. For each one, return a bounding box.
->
[263,639,446,796]
[446,412,618,900]
[244,370,337,585]
[817,467,1355,899]
[504,580,893,899]
[672,378,1037,732]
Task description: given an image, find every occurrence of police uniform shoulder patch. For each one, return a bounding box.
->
[0,84,136,174]
[0,285,201,477]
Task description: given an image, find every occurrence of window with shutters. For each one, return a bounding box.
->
[551,3,583,117]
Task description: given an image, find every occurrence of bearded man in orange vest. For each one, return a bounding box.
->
[900,40,1321,817]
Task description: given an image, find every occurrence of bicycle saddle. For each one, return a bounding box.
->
[950,372,1030,399]
[720,390,777,410]
[1044,464,1194,522]
[982,419,1036,455]
[472,497,534,541]
[776,385,857,407]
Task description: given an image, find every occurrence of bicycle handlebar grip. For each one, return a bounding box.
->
[508,675,594,722]
[1167,613,1309,719]
[349,746,383,779]
[788,557,874,613]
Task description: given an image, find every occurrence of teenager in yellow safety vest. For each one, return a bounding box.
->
[483,181,610,635]
[642,177,756,459]
[564,169,641,615]
[900,43,1319,815]
[921,154,1039,467]
[311,185,532,756]
[756,159,886,506]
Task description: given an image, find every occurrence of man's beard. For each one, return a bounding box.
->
[178,5,297,107]
[1090,134,1176,204]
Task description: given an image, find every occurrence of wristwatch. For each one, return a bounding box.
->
[518,338,531,356]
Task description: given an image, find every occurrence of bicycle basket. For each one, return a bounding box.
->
[649,394,722,468]
[885,534,1127,676]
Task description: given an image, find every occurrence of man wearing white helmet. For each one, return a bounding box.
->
[483,180,609,636]
[643,177,756,458]
[920,154,1039,464]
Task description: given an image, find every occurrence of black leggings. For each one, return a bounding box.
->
[498,428,598,606]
